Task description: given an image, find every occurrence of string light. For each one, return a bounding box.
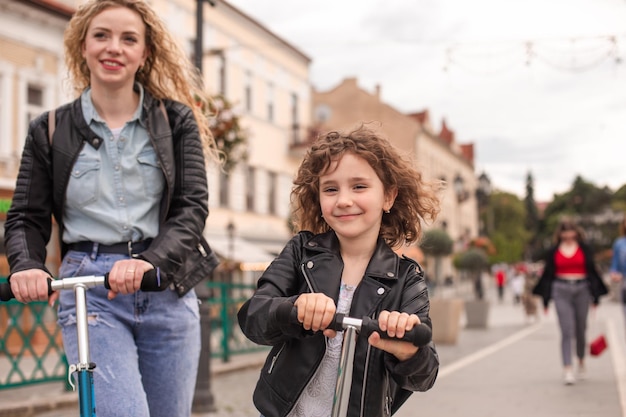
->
[444,34,624,75]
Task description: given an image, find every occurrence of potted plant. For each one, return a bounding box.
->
[419,228,453,291]
[420,228,463,344]
[454,247,490,328]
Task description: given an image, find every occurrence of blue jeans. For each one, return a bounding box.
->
[57,250,201,417]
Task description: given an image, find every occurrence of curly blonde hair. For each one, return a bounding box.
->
[291,125,440,248]
[63,0,218,160]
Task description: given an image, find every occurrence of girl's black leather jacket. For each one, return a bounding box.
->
[238,231,439,417]
[4,89,218,295]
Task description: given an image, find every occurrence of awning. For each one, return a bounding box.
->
[205,234,276,271]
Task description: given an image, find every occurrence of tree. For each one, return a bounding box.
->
[538,176,615,257]
[487,191,530,264]
[419,228,453,286]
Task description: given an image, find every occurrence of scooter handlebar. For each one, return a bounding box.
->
[0,268,163,302]
[275,302,432,348]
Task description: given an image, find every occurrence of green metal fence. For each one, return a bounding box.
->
[0,277,262,390]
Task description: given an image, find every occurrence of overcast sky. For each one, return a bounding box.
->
[226,0,626,202]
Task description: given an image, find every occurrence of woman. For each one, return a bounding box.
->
[532,220,608,385]
[4,1,219,416]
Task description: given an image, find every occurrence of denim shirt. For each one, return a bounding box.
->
[610,236,626,288]
[62,85,164,245]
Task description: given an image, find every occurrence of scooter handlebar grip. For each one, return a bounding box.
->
[0,282,13,301]
[361,316,432,348]
[0,279,54,302]
[103,268,164,292]
[274,302,346,331]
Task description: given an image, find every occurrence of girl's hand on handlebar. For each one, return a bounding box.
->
[10,269,57,306]
[106,259,154,300]
[294,293,336,334]
[368,310,420,361]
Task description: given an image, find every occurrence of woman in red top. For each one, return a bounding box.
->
[533,220,608,385]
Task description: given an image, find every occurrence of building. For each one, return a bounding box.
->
[0,0,74,275]
[0,0,313,282]
[311,77,479,281]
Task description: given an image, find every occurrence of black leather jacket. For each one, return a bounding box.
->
[238,231,439,417]
[4,90,218,295]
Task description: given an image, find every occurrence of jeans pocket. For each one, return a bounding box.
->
[181,290,200,320]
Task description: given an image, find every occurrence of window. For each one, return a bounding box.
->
[246,166,255,211]
[268,171,277,215]
[291,92,300,144]
[267,82,274,123]
[25,84,44,130]
[219,171,230,208]
[245,71,252,113]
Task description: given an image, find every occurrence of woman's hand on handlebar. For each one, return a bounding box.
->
[368,310,420,361]
[294,293,337,336]
[106,259,154,300]
[10,269,57,306]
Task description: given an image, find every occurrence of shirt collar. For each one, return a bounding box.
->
[81,83,145,126]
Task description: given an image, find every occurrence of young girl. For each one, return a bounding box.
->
[238,126,440,417]
[5,1,219,416]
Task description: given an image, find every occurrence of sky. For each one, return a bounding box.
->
[226,0,626,202]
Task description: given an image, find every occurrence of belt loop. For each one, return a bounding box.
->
[128,241,133,258]
[90,243,99,260]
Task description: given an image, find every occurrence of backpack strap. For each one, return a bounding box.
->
[158,100,169,125]
[47,109,56,145]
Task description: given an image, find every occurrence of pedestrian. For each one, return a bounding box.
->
[532,220,608,385]
[237,126,440,417]
[4,1,219,416]
[510,266,524,305]
[495,266,506,302]
[609,214,626,331]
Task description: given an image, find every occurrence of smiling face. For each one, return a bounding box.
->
[81,6,148,91]
[319,152,396,245]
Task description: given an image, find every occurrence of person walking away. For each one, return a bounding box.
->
[495,267,506,302]
[4,1,220,416]
[609,214,626,334]
[238,126,440,417]
[510,266,524,305]
[532,220,608,385]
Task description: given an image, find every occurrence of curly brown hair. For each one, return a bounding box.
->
[291,125,440,248]
[63,0,218,161]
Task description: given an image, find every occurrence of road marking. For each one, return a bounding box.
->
[437,322,543,379]
[606,318,626,417]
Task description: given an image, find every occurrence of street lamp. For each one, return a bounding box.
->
[226,221,235,267]
[195,0,217,72]
[453,174,468,203]
[475,172,492,236]
[476,172,492,206]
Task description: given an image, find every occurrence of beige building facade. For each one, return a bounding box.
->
[312,77,479,281]
[0,0,312,277]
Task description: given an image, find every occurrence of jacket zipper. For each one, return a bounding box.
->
[267,342,285,374]
[300,263,315,292]
[268,265,315,375]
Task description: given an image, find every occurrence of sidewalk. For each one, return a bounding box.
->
[1,292,624,417]
[395,300,626,417]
